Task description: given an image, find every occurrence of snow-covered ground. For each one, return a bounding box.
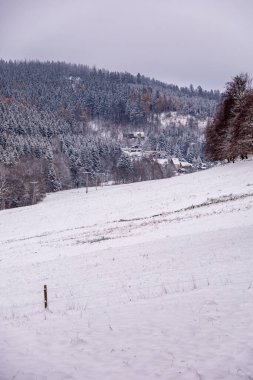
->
[0,159,253,380]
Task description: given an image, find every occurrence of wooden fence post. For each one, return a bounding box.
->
[44,285,48,309]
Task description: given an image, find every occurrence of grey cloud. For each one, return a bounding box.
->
[1,0,253,90]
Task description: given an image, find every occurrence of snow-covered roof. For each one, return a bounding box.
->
[171,157,180,166]
[157,158,168,166]
[180,161,192,168]
[133,131,145,137]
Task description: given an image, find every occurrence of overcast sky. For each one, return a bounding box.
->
[1,0,253,90]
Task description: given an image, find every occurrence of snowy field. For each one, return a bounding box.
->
[0,159,253,380]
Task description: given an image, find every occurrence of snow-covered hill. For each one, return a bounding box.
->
[1,159,253,380]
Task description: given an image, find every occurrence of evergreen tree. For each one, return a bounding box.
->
[46,163,61,192]
[206,73,252,161]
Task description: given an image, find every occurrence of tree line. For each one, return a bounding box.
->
[0,60,220,125]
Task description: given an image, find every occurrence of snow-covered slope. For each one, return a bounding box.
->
[1,159,253,380]
[160,111,208,129]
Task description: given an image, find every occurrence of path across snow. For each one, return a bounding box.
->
[0,159,253,379]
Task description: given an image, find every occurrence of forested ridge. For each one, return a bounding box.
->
[0,60,219,123]
[0,60,220,209]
